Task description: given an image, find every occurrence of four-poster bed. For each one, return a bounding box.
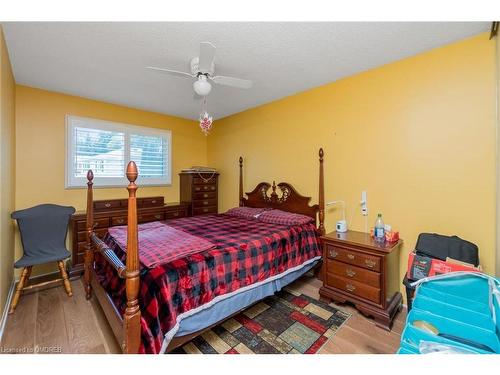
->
[83,148,326,354]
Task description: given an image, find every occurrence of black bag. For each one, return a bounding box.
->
[415,233,479,267]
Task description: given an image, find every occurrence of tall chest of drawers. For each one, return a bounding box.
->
[319,230,402,331]
[179,171,219,216]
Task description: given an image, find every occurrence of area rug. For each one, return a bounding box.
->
[171,289,351,354]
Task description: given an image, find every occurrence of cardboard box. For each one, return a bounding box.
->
[407,251,481,280]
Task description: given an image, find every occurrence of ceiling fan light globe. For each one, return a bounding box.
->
[193,78,212,96]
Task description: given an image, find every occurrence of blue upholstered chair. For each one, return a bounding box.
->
[9,204,76,314]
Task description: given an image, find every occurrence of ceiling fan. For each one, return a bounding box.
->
[146,42,253,97]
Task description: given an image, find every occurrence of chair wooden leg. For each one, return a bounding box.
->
[22,266,33,293]
[58,261,73,297]
[9,267,29,314]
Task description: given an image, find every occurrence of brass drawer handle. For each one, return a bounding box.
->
[154,215,161,219]
[104,203,111,208]
[346,283,356,292]
[203,186,209,190]
[347,253,355,260]
[345,269,356,278]
[211,186,216,191]
[365,259,377,268]
[195,187,201,191]
[329,249,338,258]
[203,193,208,198]
[203,208,209,212]
[151,200,157,204]
[116,218,124,224]
[173,212,179,217]
[203,201,209,205]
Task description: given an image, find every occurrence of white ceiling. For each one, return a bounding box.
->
[2,22,490,120]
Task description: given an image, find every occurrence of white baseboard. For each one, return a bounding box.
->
[0,280,16,344]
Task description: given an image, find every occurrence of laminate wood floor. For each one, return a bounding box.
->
[1,276,406,354]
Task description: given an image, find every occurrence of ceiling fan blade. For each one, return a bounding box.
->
[210,75,253,89]
[198,42,216,73]
[146,66,195,79]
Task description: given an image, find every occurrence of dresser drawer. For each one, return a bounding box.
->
[326,273,381,304]
[111,216,127,226]
[192,198,217,208]
[193,206,217,215]
[193,184,217,193]
[77,217,110,231]
[328,260,381,288]
[193,176,217,185]
[140,197,164,208]
[138,212,164,223]
[77,242,88,253]
[94,200,121,210]
[326,245,381,272]
[76,252,85,265]
[165,210,186,220]
[193,191,216,200]
[76,228,108,242]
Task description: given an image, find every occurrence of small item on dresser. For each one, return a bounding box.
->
[370,221,399,243]
[374,213,385,242]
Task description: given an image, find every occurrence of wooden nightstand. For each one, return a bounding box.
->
[319,230,403,330]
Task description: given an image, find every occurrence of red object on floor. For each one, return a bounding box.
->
[291,296,310,308]
[290,311,327,334]
[305,335,328,354]
[235,314,263,334]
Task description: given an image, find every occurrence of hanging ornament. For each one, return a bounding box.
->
[199,97,213,135]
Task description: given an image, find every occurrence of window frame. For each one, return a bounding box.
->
[65,115,172,189]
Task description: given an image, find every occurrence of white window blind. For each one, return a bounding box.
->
[66,116,171,188]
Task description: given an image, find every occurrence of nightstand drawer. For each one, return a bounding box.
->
[326,245,381,272]
[328,260,381,288]
[326,273,381,304]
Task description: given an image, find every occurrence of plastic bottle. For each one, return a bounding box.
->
[374,213,385,242]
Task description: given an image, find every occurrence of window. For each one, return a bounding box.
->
[66,116,171,188]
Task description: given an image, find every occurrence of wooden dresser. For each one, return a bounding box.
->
[69,197,188,276]
[319,230,402,330]
[179,171,219,216]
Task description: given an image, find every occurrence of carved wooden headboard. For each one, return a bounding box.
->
[238,149,325,235]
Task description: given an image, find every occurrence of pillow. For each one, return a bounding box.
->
[257,209,314,226]
[225,206,271,220]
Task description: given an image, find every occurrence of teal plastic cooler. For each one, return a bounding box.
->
[398,272,500,354]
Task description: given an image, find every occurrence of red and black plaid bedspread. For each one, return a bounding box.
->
[95,214,321,354]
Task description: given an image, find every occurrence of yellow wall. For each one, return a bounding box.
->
[15,86,205,276]
[208,32,497,296]
[0,27,16,314]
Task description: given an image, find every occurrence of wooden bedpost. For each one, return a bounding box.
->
[239,156,244,207]
[84,170,94,300]
[123,161,141,354]
[318,148,325,236]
